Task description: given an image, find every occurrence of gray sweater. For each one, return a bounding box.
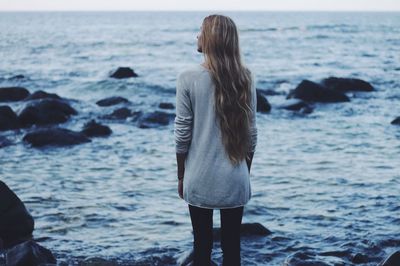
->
[174,64,257,209]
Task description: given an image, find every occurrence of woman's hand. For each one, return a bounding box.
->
[178,179,183,199]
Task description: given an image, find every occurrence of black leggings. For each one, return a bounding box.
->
[188,204,244,266]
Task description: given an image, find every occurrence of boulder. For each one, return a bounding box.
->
[23,127,91,147]
[379,251,400,266]
[321,77,374,92]
[287,80,350,103]
[352,253,369,264]
[23,90,62,101]
[0,87,30,102]
[18,99,77,127]
[137,111,175,128]
[256,89,271,113]
[391,117,400,125]
[0,106,20,131]
[279,99,313,114]
[159,102,175,110]
[5,240,56,266]
[81,120,112,137]
[96,96,130,107]
[0,181,34,249]
[0,136,13,148]
[110,67,138,79]
[102,107,132,120]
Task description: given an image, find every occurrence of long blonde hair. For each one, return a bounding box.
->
[200,14,253,166]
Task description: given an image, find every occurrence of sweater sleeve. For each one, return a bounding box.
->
[249,73,258,152]
[174,73,193,153]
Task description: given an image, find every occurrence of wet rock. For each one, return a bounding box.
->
[379,250,400,266]
[279,99,313,114]
[159,102,175,109]
[5,240,56,266]
[0,87,30,102]
[257,88,286,96]
[352,253,369,264]
[319,250,351,259]
[18,99,77,127]
[391,117,400,125]
[0,136,13,148]
[256,89,271,113]
[110,67,138,79]
[137,111,175,128]
[23,90,62,101]
[287,80,350,103]
[23,127,91,147]
[9,74,25,80]
[177,249,217,266]
[102,107,132,120]
[213,222,271,241]
[0,181,34,249]
[321,77,374,92]
[96,96,130,107]
[80,257,117,266]
[81,119,112,137]
[0,105,20,131]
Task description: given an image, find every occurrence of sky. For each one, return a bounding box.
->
[0,0,399,11]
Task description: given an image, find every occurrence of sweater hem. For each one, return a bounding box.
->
[183,198,250,210]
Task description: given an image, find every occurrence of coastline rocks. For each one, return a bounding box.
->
[321,77,374,92]
[81,119,112,137]
[96,96,130,107]
[279,99,314,114]
[23,127,91,147]
[5,240,56,266]
[0,136,13,148]
[0,87,30,102]
[18,99,77,127]
[110,67,138,79]
[256,89,271,113]
[23,90,62,101]
[159,102,175,110]
[0,106,20,131]
[391,117,400,125]
[287,80,350,103]
[102,107,133,120]
[137,111,175,128]
[213,222,271,241]
[0,181,34,249]
[379,250,400,266]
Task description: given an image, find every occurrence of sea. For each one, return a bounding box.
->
[0,11,399,265]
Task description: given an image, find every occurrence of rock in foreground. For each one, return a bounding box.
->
[5,240,56,266]
[23,127,91,147]
[81,119,112,137]
[0,87,30,102]
[287,80,350,103]
[0,105,20,131]
[110,67,138,79]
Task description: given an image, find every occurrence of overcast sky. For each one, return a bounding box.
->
[0,0,399,11]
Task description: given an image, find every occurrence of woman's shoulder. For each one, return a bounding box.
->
[177,64,206,81]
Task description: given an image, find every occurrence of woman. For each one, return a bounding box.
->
[174,14,257,266]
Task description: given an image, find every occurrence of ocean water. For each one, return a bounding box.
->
[0,11,399,265]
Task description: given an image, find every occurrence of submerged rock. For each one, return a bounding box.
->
[5,240,56,266]
[0,135,13,148]
[159,102,175,109]
[287,80,350,103]
[102,107,132,120]
[352,253,369,264]
[257,88,286,96]
[391,117,400,125]
[137,111,175,128]
[0,105,20,131]
[379,250,400,266]
[23,127,91,147]
[321,77,374,92]
[279,99,313,114]
[9,74,25,80]
[256,89,271,113]
[96,96,130,107]
[80,257,117,266]
[18,99,77,127]
[0,181,34,249]
[81,119,112,137]
[0,87,30,102]
[23,90,62,101]
[110,67,138,79]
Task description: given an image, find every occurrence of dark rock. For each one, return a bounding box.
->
[23,127,91,147]
[0,105,20,131]
[352,253,369,264]
[256,89,271,113]
[0,181,34,249]
[257,88,286,96]
[321,77,374,92]
[159,102,175,109]
[18,99,77,127]
[279,99,313,114]
[379,251,400,266]
[23,90,62,101]
[391,117,400,125]
[0,136,13,148]
[102,107,132,120]
[319,250,351,258]
[96,96,130,107]
[5,240,56,266]
[0,87,30,102]
[287,80,350,103]
[9,75,25,80]
[81,119,112,137]
[110,67,138,79]
[137,111,175,128]
[213,222,271,241]
[80,257,117,266]
[177,249,217,266]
